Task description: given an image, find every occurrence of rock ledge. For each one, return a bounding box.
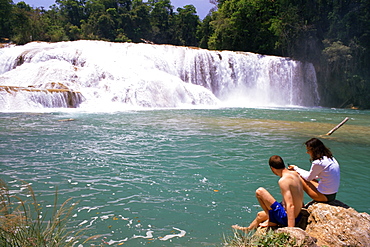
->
[277,200,370,247]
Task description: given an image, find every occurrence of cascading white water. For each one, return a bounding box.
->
[0,40,320,111]
[0,87,83,109]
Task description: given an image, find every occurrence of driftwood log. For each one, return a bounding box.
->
[325,117,349,135]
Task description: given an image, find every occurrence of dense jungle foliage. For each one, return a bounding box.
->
[1,0,369,108]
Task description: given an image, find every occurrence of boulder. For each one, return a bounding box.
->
[256,201,370,247]
[305,201,370,247]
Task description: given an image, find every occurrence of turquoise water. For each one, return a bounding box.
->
[1,107,369,246]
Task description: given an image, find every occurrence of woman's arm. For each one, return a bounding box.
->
[294,161,324,181]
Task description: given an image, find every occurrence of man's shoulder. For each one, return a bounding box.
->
[279,171,299,185]
[278,175,290,187]
[281,170,297,179]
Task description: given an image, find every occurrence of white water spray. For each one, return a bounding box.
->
[0,40,319,111]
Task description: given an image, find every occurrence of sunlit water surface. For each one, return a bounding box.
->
[1,107,369,246]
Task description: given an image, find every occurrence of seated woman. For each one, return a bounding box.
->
[289,138,340,202]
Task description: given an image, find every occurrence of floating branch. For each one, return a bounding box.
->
[325,117,349,135]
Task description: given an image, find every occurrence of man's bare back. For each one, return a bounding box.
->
[279,170,304,225]
[232,155,304,232]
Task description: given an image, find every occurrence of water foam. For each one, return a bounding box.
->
[0,41,320,111]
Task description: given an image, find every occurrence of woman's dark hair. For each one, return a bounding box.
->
[305,138,333,161]
[269,155,285,169]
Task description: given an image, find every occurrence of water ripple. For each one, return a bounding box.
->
[1,108,369,246]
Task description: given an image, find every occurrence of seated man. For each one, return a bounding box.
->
[233,155,304,232]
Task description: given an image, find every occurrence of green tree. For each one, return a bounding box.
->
[149,0,174,44]
[10,2,32,44]
[197,15,213,49]
[128,0,152,42]
[56,0,86,26]
[42,6,69,41]
[100,0,132,12]
[208,0,277,53]
[0,0,13,39]
[96,10,116,40]
[174,5,200,46]
[316,0,370,108]
[268,3,304,56]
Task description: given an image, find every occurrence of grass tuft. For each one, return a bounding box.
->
[223,228,300,247]
[0,179,100,246]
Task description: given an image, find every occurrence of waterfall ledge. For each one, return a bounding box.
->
[0,85,84,108]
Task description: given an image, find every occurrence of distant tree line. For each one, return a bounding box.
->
[0,0,200,46]
[1,0,369,108]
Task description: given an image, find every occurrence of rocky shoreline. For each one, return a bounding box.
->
[257,201,370,246]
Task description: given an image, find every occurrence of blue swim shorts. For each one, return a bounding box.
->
[268,201,301,226]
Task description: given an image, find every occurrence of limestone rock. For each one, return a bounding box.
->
[38,82,70,90]
[0,85,84,108]
[247,201,369,247]
[276,227,318,247]
[305,201,370,247]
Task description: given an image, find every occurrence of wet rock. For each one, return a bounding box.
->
[38,82,70,90]
[0,85,84,108]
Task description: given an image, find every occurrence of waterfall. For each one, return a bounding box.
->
[0,40,320,111]
[0,86,84,109]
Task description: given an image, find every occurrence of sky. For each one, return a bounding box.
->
[13,0,215,19]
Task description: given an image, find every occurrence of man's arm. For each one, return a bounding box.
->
[279,179,295,227]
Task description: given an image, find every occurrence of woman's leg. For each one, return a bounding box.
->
[299,177,328,202]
